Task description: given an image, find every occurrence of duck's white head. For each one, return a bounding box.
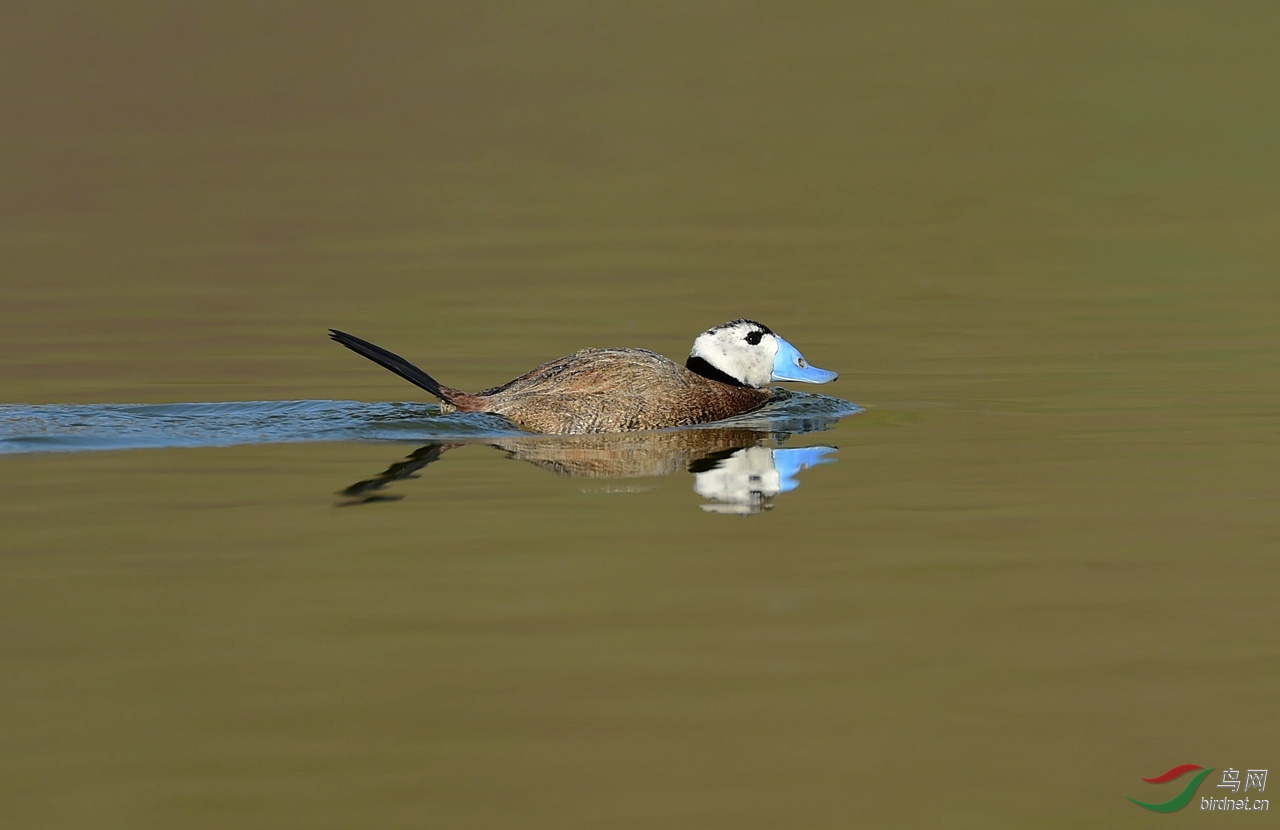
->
[686,319,838,388]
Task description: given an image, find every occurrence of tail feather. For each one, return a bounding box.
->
[329,329,458,403]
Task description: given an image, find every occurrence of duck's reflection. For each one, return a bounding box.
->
[691,445,835,514]
[338,427,836,514]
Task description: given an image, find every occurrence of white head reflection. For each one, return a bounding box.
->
[693,445,836,514]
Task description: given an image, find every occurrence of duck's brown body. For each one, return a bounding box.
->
[330,331,773,434]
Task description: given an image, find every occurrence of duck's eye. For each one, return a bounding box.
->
[745,331,763,346]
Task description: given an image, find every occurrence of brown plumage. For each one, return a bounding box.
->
[329,320,836,435]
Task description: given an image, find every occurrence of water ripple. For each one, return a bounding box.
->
[0,393,861,455]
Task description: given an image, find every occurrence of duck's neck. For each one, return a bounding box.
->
[685,356,748,387]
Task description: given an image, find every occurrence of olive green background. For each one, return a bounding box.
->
[2,3,1277,827]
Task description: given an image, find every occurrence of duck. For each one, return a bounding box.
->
[329,319,837,434]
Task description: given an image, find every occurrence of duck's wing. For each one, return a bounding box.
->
[478,349,771,434]
[476,348,683,397]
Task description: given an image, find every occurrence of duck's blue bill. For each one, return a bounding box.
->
[771,337,838,384]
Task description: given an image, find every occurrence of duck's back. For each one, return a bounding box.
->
[472,348,772,434]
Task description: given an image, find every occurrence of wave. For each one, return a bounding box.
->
[0,393,861,455]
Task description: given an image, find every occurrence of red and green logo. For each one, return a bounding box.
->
[1127,764,1215,812]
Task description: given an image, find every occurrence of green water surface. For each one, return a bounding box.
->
[2,3,1278,828]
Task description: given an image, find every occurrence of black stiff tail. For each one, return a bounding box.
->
[329,329,451,401]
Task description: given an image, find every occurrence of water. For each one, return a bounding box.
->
[0,401,526,454]
[0,393,859,455]
[3,4,1279,829]
[0,396,858,513]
